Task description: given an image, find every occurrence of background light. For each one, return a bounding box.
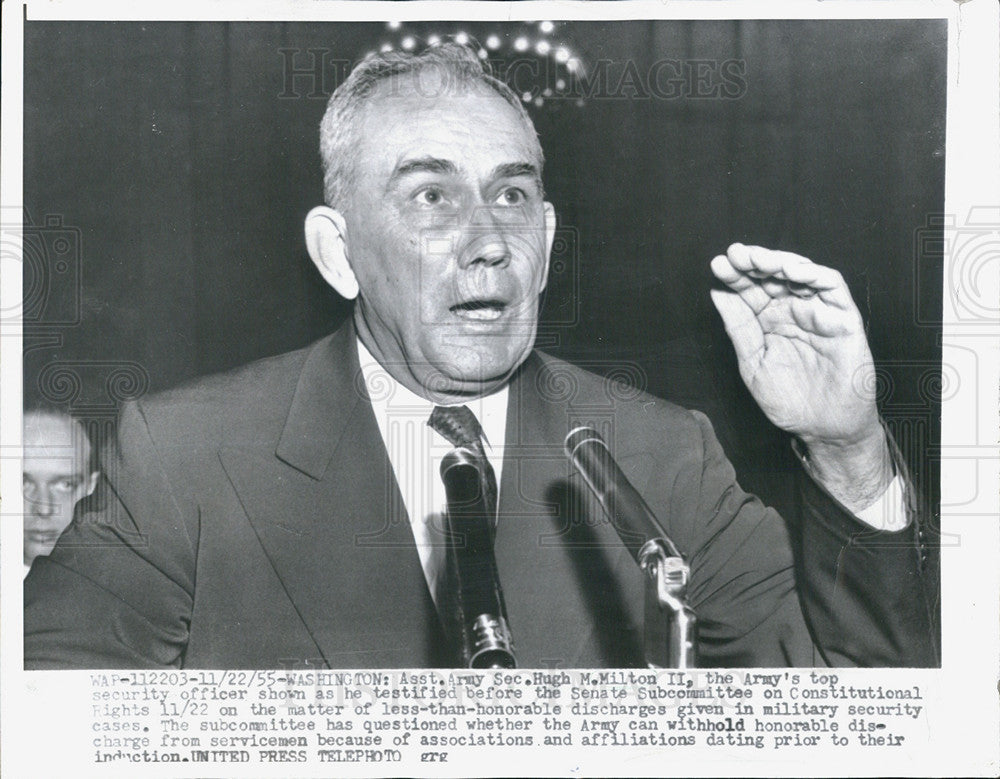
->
[371,23,589,111]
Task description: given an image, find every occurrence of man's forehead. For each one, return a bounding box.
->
[357,76,542,169]
[23,439,90,481]
[23,452,88,475]
[366,65,502,104]
[23,414,90,458]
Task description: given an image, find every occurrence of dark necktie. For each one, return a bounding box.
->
[429,405,514,667]
[428,405,499,527]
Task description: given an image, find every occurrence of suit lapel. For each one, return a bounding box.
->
[219,324,444,668]
[495,354,647,667]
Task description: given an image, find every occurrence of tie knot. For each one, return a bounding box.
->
[428,405,486,449]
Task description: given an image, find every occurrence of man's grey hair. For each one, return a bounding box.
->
[319,42,544,209]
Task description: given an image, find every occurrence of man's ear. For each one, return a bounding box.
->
[304,206,360,300]
[540,202,557,293]
[84,471,99,498]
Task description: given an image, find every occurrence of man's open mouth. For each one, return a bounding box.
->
[449,299,507,322]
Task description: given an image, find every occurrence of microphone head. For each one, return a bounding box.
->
[440,446,479,478]
[564,426,606,459]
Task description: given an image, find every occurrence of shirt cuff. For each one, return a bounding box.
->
[854,473,908,532]
[791,438,910,532]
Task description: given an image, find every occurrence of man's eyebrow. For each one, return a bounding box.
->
[386,157,543,190]
[388,156,460,184]
[491,162,541,183]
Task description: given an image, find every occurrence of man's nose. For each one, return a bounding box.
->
[31,490,55,517]
[457,208,512,270]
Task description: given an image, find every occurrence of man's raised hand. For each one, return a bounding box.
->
[709,243,893,514]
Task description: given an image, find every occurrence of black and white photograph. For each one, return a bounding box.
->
[2,1,998,776]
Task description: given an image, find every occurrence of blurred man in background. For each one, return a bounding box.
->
[22,406,99,577]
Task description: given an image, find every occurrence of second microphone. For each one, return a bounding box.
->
[439,447,516,669]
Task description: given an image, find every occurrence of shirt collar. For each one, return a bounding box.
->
[356,339,508,451]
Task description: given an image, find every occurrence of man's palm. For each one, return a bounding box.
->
[710,243,879,446]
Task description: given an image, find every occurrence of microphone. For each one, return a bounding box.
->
[439,448,516,669]
[565,426,697,668]
[563,427,683,563]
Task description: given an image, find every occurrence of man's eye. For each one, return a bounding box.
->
[414,187,446,206]
[53,479,79,492]
[496,188,526,206]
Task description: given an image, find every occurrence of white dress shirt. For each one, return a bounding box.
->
[357,340,508,606]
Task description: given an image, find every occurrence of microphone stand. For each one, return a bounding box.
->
[638,539,697,669]
[565,427,697,669]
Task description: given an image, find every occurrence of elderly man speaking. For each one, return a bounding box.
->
[24,44,937,669]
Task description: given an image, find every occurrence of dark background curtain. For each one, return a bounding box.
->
[23,19,945,518]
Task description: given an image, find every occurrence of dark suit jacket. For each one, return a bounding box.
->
[24,322,939,668]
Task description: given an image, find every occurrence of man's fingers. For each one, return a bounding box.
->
[713,252,816,309]
[714,243,855,309]
[710,288,764,367]
[710,253,744,284]
[711,253,772,304]
[726,243,812,277]
[724,243,838,284]
[787,281,818,299]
